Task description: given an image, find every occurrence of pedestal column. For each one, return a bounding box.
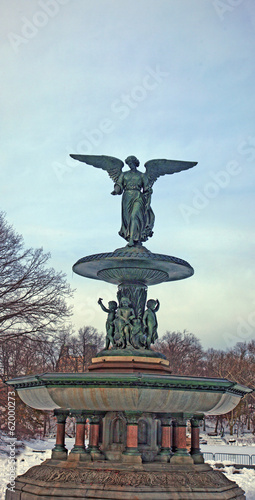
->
[69,411,89,460]
[117,283,147,319]
[52,409,69,460]
[170,415,193,464]
[87,412,105,460]
[190,416,204,464]
[155,414,172,462]
[122,411,142,463]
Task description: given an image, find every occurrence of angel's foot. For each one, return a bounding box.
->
[127,239,134,247]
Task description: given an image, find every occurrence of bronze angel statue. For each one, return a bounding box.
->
[70,154,197,247]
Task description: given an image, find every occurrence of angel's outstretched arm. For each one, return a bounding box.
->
[111,172,124,195]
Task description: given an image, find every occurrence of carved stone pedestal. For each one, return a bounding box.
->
[6,355,251,500]
[6,460,245,499]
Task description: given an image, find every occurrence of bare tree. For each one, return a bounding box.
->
[0,212,73,343]
[56,326,104,372]
[155,330,204,376]
[77,326,104,370]
[204,342,255,435]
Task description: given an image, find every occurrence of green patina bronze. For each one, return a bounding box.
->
[70,154,197,352]
[70,154,197,247]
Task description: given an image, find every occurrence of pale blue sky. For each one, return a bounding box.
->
[1,0,255,349]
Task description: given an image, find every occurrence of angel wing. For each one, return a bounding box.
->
[70,155,124,183]
[144,159,197,187]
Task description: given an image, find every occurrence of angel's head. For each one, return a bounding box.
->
[125,156,139,170]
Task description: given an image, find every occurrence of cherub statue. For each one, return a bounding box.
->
[143,299,160,349]
[98,298,118,349]
[130,318,146,349]
[70,154,197,247]
[114,296,135,348]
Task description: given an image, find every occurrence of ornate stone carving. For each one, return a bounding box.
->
[23,464,233,488]
[69,410,87,424]
[54,409,69,423]
[190,416,203,428]
[125,411,143,425]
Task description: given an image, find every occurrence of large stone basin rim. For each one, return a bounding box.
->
[6,372,251,415]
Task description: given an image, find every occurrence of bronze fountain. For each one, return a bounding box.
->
[5,154,250,499]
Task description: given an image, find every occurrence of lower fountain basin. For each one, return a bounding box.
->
[6,370,251,415]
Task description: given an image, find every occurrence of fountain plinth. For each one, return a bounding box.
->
[5,154,251,499]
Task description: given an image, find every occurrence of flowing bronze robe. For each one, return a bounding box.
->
[114,170,155,244]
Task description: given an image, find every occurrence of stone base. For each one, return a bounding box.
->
[122,452,142,464]
[68,452,91,462]
[51,450,67,460]
[90,451,105,461]
[191,452,205,464]
[170,453,194,465]
[154,453,170,462]
[5,460,245,499]
[104,449,123,461]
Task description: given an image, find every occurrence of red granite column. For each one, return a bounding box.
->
[52,409,69,459]
[87,412,105,460]
[122,412,142,463]
[56,422,65,447]
[190,416,204,464]
[171,420,177,453]
[170,415,193,464]
[70,411,87,455]
[156,414,172,462]
[90,419,100,448]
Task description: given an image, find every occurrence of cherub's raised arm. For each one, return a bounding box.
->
[98,298,109,313]
[155,299,160,312]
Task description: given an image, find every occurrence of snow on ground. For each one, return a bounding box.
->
[0,437,52,500]
[0,434,255,500]
[209,463,255,500]
[0,436,75,500]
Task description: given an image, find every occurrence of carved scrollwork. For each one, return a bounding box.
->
[23,465,232,488]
